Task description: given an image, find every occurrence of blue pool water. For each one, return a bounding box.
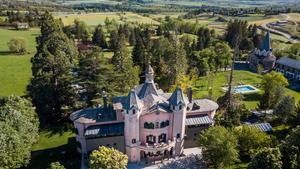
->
[234,86,256,93]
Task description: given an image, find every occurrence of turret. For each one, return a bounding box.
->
[124,90,141,162]
[262,31,271,52]
[168,87,187,156]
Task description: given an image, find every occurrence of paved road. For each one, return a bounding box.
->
[260,14,300,43]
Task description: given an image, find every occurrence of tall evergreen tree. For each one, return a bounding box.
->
[197,27,211,50]
[111,37,140,94]
[92,25,107,49]
[28,12,78,124]
[165,39,188,88]
[77,47,116,106]
[225,19,248,47]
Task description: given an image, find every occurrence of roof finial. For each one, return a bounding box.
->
[145,64,154,83]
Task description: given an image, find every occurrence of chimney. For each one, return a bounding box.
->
[187,87,193,103]
[102,91,108,109]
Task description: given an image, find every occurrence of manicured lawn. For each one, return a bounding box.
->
[32,130,75,151]
[27,126,80,169]
[0,28,39,96]
[193,70,300,110]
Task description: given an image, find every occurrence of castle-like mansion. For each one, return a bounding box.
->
[70,66,218,162]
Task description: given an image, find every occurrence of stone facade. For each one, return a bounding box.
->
[70,65,219,162]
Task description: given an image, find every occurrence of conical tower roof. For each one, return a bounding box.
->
[168,87,187,106]
[262,31,271,51]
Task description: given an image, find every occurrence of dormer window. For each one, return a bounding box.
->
[132,109,136,114]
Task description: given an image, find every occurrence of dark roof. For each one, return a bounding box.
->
[185,116,214,126]
[276,57,300,69]
[248,123,273,132]
[168,87,187,106]
[262,31,271,51]
[70,106,116,124]
[85,122,124,138]
[138,82,159,98]
[125,90,142,110]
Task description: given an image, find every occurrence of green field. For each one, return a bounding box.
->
[55,12,160,26]
[28,126,79,169]
[0,28,39,96]
[193,70,300,109]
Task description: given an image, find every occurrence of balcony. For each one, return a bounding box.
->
[139,139,176,152]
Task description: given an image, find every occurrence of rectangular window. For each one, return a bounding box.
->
[159,134,166,143]
[132,139,136,144]
[155,122,159,129]
[166,120,169,126]
[146,135,156,144]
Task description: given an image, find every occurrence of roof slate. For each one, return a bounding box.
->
[168,87,187,106]
[277,57,300,69]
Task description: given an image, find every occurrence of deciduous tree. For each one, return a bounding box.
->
[48,162,65,169]
[274,96,295,123]
[198,126,239,169]
[7,37,26,54]
[281,126,300,169]
[249,148,282,169]
[234,125,271,158]
[259,71,288,110]
[89,146,128,169]
[0,96,39,169]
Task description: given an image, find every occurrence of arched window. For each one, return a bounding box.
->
[144,122,149,128]
[149,123,154,129]
[160,121,165,128]
[132,109,136,114]
[165,120,169,126]
[179,105,182,110]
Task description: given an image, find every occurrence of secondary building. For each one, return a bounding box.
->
[275,57,300,80]
[70,65,218,162]
[248,31,276,72]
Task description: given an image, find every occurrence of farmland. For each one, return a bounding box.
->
[55,12,160,26]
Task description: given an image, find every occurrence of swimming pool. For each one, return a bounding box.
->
[233,85,259,94]
[222,85,259,94]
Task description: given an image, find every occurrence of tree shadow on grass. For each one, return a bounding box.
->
[42,122,75,137]
[243,93,262,102]
[0,51,14,56]
[23,137,81,169]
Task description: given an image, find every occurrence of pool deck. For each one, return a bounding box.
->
[222,85,260,94]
